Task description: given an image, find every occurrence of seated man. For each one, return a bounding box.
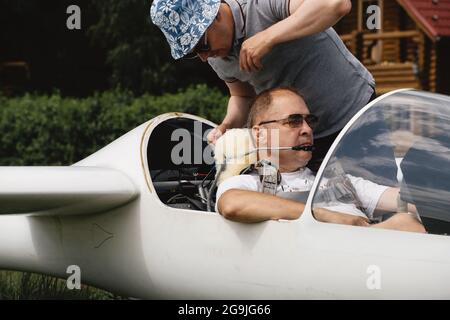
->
[214,87,425,233]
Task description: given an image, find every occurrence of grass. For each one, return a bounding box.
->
[0,270,125,300]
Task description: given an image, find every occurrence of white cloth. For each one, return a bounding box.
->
[215,168,389,218]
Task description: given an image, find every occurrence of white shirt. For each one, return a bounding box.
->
[215,167,389,219]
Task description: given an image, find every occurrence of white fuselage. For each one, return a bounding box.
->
[0,113,449,299]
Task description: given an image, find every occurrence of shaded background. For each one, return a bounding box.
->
[1,0,449,98]
[0,0,226,97]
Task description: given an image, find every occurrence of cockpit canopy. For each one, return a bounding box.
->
[313,90,450,235]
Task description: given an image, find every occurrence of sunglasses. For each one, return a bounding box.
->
[184,30,210,60]
[258,113,318,129]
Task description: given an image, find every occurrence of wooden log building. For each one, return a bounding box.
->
[335,0,450,95]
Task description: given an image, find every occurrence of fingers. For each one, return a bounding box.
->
[247,55,262,72]
[239,37,264,72]
[239,49,249,72]
[359,220,371,227]
[356,217,370,227]
[239,31,272,72]
[254,57,263,70]
[207,127,224,145]
[207,128,218,145]
[240,49,262,72]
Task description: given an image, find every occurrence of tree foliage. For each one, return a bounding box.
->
[0,85,227,165]
[0,0,225,96]
[88,0,224,95]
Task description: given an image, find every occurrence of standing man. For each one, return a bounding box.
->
[150,0,376,171]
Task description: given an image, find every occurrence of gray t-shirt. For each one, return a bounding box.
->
[208,0,375,138]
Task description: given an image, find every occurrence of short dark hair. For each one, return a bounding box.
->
[247,86,305,128]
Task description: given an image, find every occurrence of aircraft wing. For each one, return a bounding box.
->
[0,166,138,216]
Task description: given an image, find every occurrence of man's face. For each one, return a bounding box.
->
[197,4,234,61]
[254,92,314,171]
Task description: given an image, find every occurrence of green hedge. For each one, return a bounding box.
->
[0,85,227,166]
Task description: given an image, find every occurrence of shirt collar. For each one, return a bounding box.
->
[281,167,308,177]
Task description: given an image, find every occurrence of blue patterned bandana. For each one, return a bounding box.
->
[150,0,221,60]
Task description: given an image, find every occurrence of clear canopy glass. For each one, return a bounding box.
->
[312,90,450,235]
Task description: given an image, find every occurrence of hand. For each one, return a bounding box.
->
[207,124,227,145]
[239,30,274,72]
[314,207,370,227]
[348,215,371,227]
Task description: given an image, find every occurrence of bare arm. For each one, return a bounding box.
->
[222,81,255,128]
[314,207,370,227]
[218,189,370,226]
[269,0,351,44]
[364,187,425,232]
[218,189,304,223]
[207,80,255,144]
[371,213,426,233]
[375,187,417,214]
[240,0,352,71]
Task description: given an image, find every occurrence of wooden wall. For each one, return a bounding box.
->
[334,0,439,93]
[382,0,401,62]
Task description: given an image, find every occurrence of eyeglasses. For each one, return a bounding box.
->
[258,113,318,129]
[184,30,210,60]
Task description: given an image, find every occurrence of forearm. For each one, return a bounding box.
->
[376,188,399,212]
[265,0,351,46]
[221,95,253,129]
[371,213,426,233]
[314,207,369,226]
[376,187,418,214]
[218,189,304,223]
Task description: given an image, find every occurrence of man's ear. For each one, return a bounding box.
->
[253,125,274,160]
[252,125,260,141]
[253,125,268,147]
